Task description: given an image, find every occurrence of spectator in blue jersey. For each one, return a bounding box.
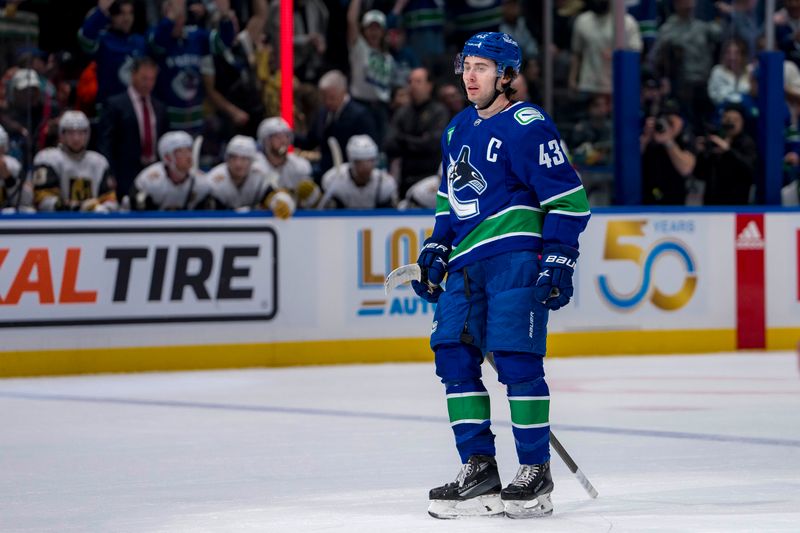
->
[148,0,235,134]
[413,32,590,520]
[78,0,147,115]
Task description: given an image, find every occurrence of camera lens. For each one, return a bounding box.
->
[655,118,668,133]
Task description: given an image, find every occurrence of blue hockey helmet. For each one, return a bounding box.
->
[455,32,522,77]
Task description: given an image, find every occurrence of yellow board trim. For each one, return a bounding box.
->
[767,327,800,350]
[0,328,796,378]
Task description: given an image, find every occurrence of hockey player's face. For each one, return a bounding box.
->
[462,57,498,107]
[351,159,374,186]
[227,155,252,182]
[171,147,193,174]
[269,133,290,156]
[61,129,89,153]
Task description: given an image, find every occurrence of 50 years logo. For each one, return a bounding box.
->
[597,220,697,311]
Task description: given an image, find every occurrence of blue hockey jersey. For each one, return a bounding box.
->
[78,7,147,104]
[148,17,234,132]
[432,101,591,271]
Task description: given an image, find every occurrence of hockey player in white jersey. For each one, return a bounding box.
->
[31,111,118,212]
[0,125,29,212]
[129,130,215,210]
[319,135,397,209]
[255,117,322,208]
[204,135,296,216]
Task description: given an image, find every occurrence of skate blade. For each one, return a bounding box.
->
[503,493,553,519]
[428,494,504,519]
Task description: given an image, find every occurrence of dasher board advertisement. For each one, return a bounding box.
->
[0,221,277,327]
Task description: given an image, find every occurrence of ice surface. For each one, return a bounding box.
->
[1,352,799,532]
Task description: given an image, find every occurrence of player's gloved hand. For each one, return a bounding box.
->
[534,244,579,311]
[296,179,321,207]
[412,238,449,303]
[267,190,296,219]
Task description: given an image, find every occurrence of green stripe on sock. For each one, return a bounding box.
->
[447,393,490,423]
[508,397,549,426]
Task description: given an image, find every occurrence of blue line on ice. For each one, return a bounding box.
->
[2,390,799,449]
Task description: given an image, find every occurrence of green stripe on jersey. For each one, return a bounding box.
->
[450,207,543,262]
[540,186,591,216]
[447,392,490,423]
[508,396,550,426]
[436,193,449,215]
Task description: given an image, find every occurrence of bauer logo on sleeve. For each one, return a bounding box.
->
[514,108,544,126]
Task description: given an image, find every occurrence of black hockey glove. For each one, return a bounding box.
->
[535,244,579,311]
[412,238,449,303]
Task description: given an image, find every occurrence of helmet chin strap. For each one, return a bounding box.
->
[461,76,506,111]
[477,85,504,110]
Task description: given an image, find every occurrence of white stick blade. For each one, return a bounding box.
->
[384,264,421,295]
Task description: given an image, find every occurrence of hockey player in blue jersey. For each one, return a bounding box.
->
[414,32,591,519]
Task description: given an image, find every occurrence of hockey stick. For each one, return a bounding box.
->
[485,353,598,499]
[549,429,599,499]
[191,135,204,175]
[317,136,344,209]
[385,265,599,499]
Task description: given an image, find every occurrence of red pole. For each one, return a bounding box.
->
[280,0,294,128]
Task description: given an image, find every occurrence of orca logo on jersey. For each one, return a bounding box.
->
[447,145,487,220]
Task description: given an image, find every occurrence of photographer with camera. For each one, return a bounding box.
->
[693,103,757,205]
[641,98,696,205]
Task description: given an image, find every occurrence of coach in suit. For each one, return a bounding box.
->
[97,56,168,198]
[295,69,378,180]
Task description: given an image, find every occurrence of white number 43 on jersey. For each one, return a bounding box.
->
[539,139,565,168]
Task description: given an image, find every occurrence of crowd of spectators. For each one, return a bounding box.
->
[0,0,799,215]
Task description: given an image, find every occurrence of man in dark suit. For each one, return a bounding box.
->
[97,56,168,198]
[295,69,378,181]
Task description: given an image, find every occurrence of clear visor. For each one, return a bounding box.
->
[455,53,507,76]
[454,53,465,75]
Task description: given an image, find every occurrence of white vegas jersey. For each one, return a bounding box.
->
[204,162,275,209]
[253,152,312,191]
[32,147,115,210]
[320,164,398,209]
[131,162,212,210]
[0,155,23,207]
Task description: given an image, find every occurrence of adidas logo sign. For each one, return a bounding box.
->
[736,220,764,250]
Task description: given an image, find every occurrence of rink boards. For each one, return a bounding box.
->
[0,208,798,376]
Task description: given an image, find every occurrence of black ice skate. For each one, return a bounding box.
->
[501,461,555,518]
[427,454,504,519]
